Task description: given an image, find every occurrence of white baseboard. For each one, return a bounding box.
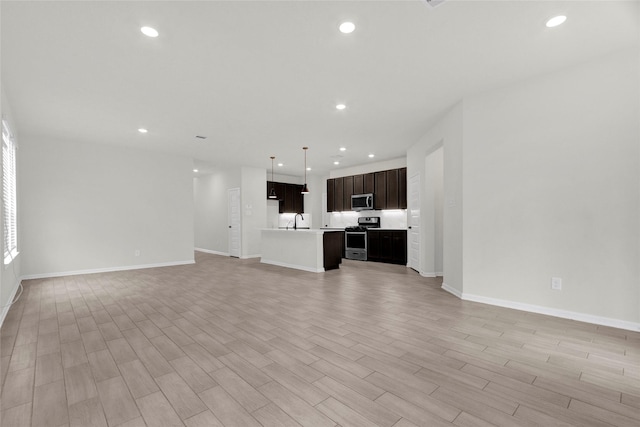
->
[441,286,640,332]
[260,259,324,273]
[21,260,196,281]
[441,282,463,298]
[0,279,22,327]
[420,271,437,278]
[195,248,229,256]
[241,254,261,260]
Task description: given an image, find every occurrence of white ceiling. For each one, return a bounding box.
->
[2,0,638,176]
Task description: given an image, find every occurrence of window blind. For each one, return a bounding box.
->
[2,119,17,264]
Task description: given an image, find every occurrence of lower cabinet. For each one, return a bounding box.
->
[323,231,344,271]
[367,230,407,265]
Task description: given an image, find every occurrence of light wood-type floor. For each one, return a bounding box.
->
[1,252,639,427]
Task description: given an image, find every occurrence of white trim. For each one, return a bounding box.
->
[194,248,229,257]
[420,271,437,278]
[260,259,324,273]
[0,279,22,327]
[461,293,640,332]
[441,282,463,298]
[21,260,195,281]
[240,254,261,260]
[436,271,443,276]
[441,288,640,332]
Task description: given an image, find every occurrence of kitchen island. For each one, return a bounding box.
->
[260,229,344,272]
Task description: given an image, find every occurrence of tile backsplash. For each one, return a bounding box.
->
[324,210,407,229]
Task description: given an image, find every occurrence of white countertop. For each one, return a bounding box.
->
[262,228,325,234]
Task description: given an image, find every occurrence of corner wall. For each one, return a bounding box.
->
[462,49,639,328]
[407,103,464,292]
[241,167,267,258]
[20,136,195,278]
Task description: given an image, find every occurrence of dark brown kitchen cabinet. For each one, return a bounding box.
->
[325,168,405,212]
[343,176,354,210]
[386,168,400,209]
[327,178,335,212]
[323,231,344,271]
[267,181,304,213]
[283,184,296,213]
[367,230,407,265]
[275,182,286,203]
[334,177,344,212]
[399,167,407,209]
[353,174,364,194]
[374,172,386,210]
[364,173,375,194]
[293,184,303,213]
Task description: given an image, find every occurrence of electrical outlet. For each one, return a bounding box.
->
[551,277,562,290]
[134,250,140,257]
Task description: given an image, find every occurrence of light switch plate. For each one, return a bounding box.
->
[551,277,562,290]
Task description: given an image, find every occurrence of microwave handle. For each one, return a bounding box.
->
[367,195,373,207]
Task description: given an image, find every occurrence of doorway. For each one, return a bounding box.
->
[424,146,444,276]
[408,173,421,271]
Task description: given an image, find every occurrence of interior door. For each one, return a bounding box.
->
[228,188,241,258]
[408,174,420,271]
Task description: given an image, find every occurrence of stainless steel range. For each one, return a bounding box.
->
[345,216,380,261]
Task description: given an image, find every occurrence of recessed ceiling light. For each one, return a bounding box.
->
[368,154,375,158]
[334,161,340,165]
[336,104,346,110]
[138,128,148,133]
[278,163,283,167]
[307,167,311,171]
[193,169,199,172]
[339,147,346,151]
[141,26,159,37]
[546,15,567,28]
[339,22,355,34]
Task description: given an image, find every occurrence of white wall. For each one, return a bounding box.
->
[407,103,464,290]
[462,49,639,326]
[193,166,240,254]
[0,87,22,324]
[329,157,407,178]
[20,137,195,277]
[241,167,267,258]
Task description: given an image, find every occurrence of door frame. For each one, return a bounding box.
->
[228,188,241,258]
[408,173,420,272]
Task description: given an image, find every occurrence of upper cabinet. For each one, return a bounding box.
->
[326,167,406,212]
[267,181,304,213]
[374,171,386,210]
[386,168,399,209]
[343,176,354,210]
[334,177,344,212]
[327,178,335,212]
[398,167,407,210]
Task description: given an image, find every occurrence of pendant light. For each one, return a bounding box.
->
[268,156,278,199]
[301,147,310,194]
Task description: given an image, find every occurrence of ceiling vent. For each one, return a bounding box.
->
[424,0,447,8]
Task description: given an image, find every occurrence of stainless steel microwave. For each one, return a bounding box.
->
[351,193,374,211]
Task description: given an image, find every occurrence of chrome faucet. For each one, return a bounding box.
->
[294,213,304,230]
